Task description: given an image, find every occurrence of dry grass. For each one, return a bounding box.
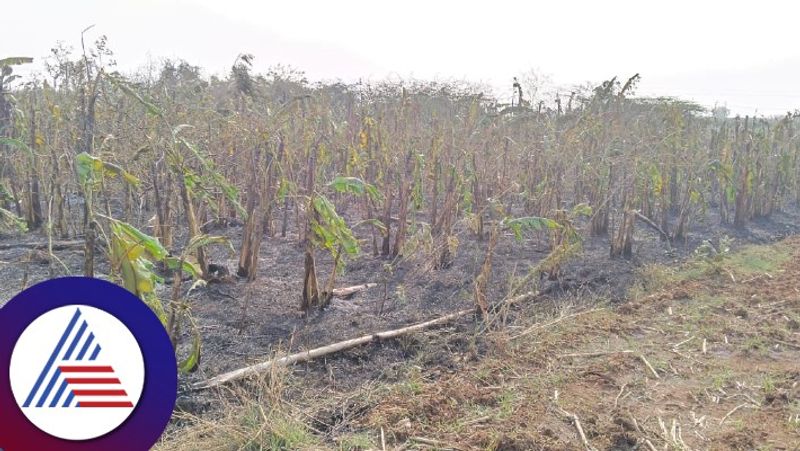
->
[155,352,323,451]
[157,238,800,450]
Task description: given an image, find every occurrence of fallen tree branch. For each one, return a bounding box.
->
[196,289,544,389]
[331,283,377,298]
[633,211,671,245]
[195,308,474,389]
[0,240,85,251]
[501,290,540,309]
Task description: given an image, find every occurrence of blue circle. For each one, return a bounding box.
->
[0,277,177,451]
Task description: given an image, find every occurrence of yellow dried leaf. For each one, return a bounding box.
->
[359,130,368,149]
[137,278,154,295]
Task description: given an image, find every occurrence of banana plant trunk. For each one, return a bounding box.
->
[180,180,208,277]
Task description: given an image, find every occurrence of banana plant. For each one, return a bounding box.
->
[0,58,33,134]
[107,74,245,278]
[73,127,226,373]
[301,175,378,313]
[75,151,141,276]
[0,136,32,232]
[501,211,582,280]
[0,206,26,233]
[108,218,231,373]
[0,58,33,166]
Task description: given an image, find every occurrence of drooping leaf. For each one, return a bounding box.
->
[328,176,382,201]
[178,320,202,374]
[182,234,234,259]
[0,57,33,67]
[111,220,168,260]
[75,152,140,187]
[276,178,296,201]
[0,137,33,156]
[312,195,359,255]
[109,227,164,305]
[172,124,194,138]
[106,74,163,117]
[354,218,387,233]
[0,207,27,233]
[503,216,562,241]
[165,257,202,279]
[75,152,95,186]
[177,137,247,219]
[647,164,663,196]
[570,203,593,218]
[187,279,207,294]
[101,160,140,185]
[142,294,168,326]
[329,176,365,194]
[725,184,736,204]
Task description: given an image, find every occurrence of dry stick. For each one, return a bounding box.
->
[410,436,461,450]
[195,308,474,389]
[614,383,627,408]
[197,290,542,389]
[658,417,669,441]
[554,405,597,451]
[633,210,671,245]
[775,339,800,350]
[500,290,540,309]
[331,283,377,298]
[559,350,634,358]
[724,267,737,283]
[719,403,756,425]
[671,335,696,349]
[461,415,492,426]
[639,354,661,379]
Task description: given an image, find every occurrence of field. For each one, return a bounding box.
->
[1,48,800,450]
[146,237,800,450]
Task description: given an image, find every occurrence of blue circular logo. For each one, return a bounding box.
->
[0,277,177,450]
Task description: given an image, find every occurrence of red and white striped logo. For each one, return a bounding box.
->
[9,305,145,440]
[56,364,133,408]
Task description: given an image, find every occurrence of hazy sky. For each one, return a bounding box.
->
[4,0,800,115]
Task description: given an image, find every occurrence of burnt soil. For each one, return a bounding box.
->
[348,237,800,450]
[1,207,800,449]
